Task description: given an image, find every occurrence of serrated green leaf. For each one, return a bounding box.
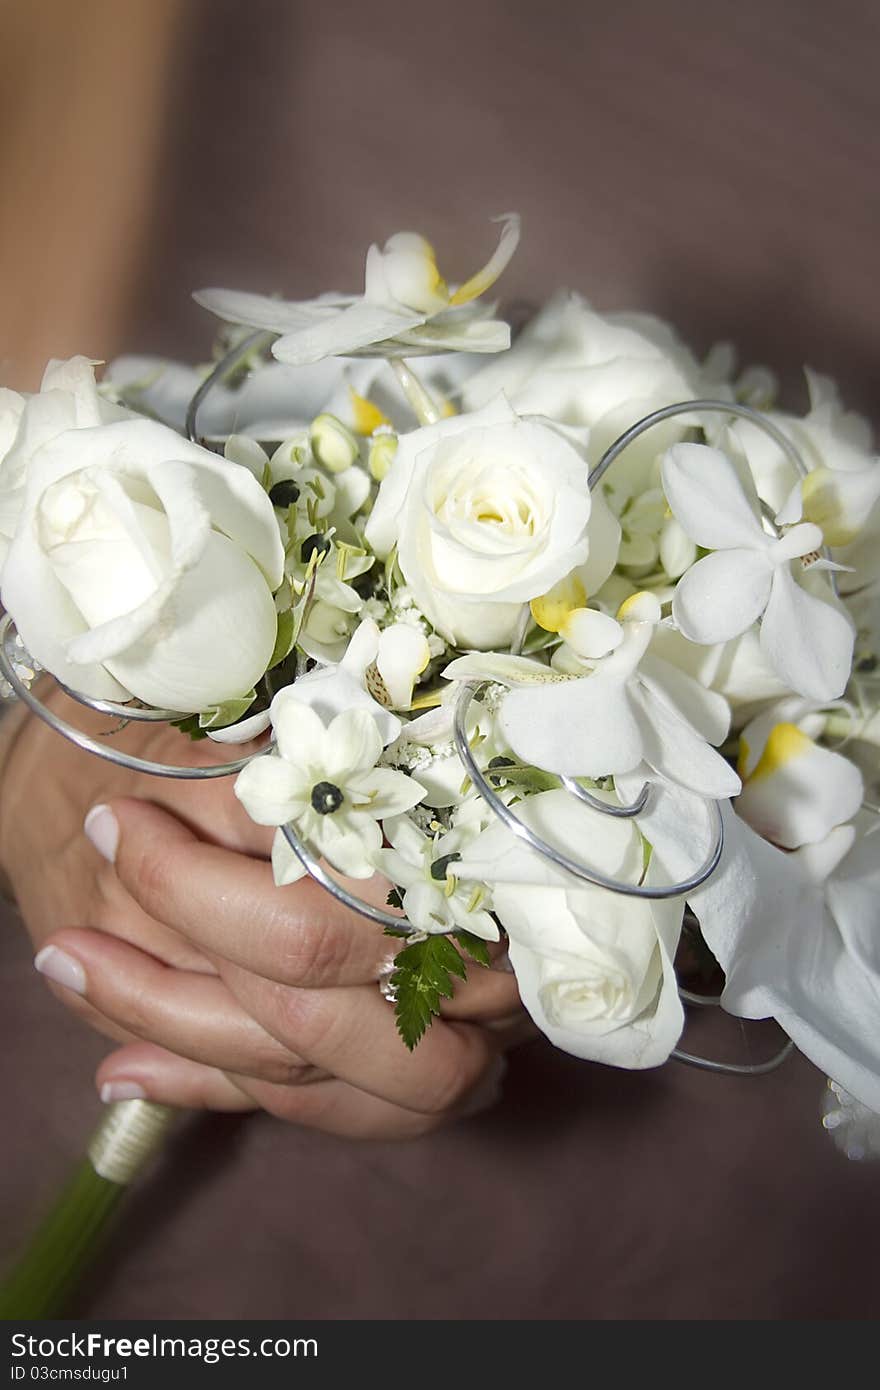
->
[385,887,404,910]
[170,714,209,741]
[391,935,468,1050]
[454,930,491,968]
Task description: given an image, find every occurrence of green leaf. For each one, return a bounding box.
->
[391,935,468,1051]
[268,609,296,670]
[198,691,257,730]
[454,930,491,968]
[385,887,404,911]
[170,714,209,741]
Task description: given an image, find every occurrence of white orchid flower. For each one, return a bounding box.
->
[690,806,880,1113]
[193,215,520,367]
[374,816,499,941]
[445,591,740,797]
[661,442,854,701]
[234,694,425,884]
[735,698,863,848]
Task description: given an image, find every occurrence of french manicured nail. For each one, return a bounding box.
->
[100,1081,147,1103]
[84,804,119,863]
[34,945,87,995]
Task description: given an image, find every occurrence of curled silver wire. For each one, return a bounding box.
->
[56,680,184,722]
[678,987,722,1008]
[589,397,839,597]
[185,328,277,444]
[454,682,723,900]
[0,615,264,781]
[560,774,650,818]
[671,1039,795,1076]
[588,397,809,489]
[280,821,416,933]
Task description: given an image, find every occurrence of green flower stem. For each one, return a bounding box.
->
[0,1100,176,1320]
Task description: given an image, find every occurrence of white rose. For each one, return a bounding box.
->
[364,396,593,648]
[1,415,285,711]
[461,291,719,473]
[457,790,684,1067]
[0,356,127,572]
[499,885,684,1069]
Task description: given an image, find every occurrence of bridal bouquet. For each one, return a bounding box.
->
[2,215,879,1121]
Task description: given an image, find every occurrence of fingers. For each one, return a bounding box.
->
[95,1043,257,1112]
[217,956,499,1116]
[438,962,522,1021]
[96,1044,504,1139]
[37,929,320,1085]
[93,798,396,988]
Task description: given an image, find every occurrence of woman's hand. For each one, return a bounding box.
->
[1,686,525,1137]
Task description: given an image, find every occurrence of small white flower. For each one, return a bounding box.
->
[375,816,499,941]
[193,216,520,367]
[234,694,425,884]
[661,442,854,701]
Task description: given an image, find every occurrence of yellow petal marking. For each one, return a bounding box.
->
[746,722,813,783]
[530,573,588,633]
[448,213,521,306]
[801,468,857,546]
[616,590,661,624]
[348,387,390,437]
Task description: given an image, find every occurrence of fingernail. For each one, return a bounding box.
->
[84,804,119,863]
[100,1081,147,1103]
[34,945,87,995]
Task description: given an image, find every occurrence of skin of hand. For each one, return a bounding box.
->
[0,684,527,1138]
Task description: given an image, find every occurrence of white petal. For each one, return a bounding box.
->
[633,684,741,798]
[500,673,644,777]
[448,212,521,306]
[207,707,272,744]
[325,707,383,777]
[661,443,766,550]
[271,827,309,885]
[272,302,426,367]
[291,664,401,746]
[234,754,307,826]
[457,788,644,888]
[193,287,352,335]
[639,652,731,746]
[97,532,278,711]
[672,548,772,644]
[559,607,623,659]
[760,568,854,700]
[348,767,425,818]
[376,623,431,708]
[736,723,863,848]
[270,692,328,768]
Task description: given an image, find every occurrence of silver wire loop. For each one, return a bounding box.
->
[454,681,724,900]
[185,328,278,444]
[587,397,809,490]
[56,680,185,722]
[671,1038,795,1076]
[280,821,418,933]
[0,615,265,781]
[560,774,650,817]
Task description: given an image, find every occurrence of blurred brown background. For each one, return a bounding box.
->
[1,0,879,1320]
